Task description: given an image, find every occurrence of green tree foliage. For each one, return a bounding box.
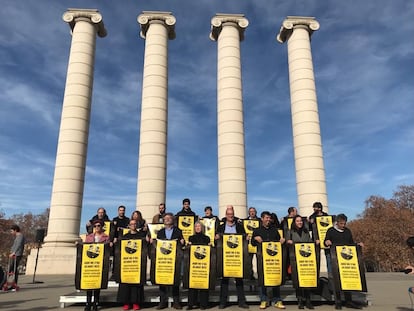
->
[0,208,49,269]
[348,185,414,272]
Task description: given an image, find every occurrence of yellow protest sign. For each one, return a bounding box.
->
[178,216,195,242]
[261,241,283,286]
[315,216,333,249]
[189,245,210,289]
[80,243,105,289]
[222,234,244,278]
[120,239,142,284]
[155,240,177,285]
[336,245,362,291]
[294,243,318,288]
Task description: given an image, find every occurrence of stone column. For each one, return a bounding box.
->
[210,14,249,219]
[277,16,328,217]
[26,9,106,275]
[136,12,175,222]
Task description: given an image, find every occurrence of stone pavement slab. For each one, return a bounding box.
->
[0,273,413,311]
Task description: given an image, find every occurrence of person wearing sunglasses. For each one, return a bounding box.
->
[83,219,111,311]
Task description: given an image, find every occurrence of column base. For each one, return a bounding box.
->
[25,244,77,275]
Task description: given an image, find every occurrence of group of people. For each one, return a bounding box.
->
[80,199,365,311]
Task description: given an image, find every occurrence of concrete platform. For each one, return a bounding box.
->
[0,273,412,311]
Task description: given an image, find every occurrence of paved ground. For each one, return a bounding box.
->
[0,273,413,311]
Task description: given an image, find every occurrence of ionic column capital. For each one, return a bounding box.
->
[277,16,319,43]
[63,8,107,37]
[210,13,249,41]
[137,11,176,40]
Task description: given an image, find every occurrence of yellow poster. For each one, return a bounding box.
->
[120,239,142,284]
[222,234,244,278]
[148,223,165,239]
[336,245,362,291]
[316,216,333,249]
[155,240,177,285]
[200,218,216,245]
[243,219,260,254]
[80,243,105,289]
[287,218,293,230]
[189,245,210,289]
[262,242,282,286]
[295,243,317,288]
[178,216,195,242]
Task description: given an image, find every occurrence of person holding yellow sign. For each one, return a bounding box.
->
[216,206,249,309]
[117,219,149,311]
[286,215,319,309]
[252,211,286,310]
[155,213,186,310]
[187,221,211,310]
[81,219,111,311]
[324,214,364,310]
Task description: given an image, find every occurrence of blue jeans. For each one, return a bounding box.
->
[260,286,281,303]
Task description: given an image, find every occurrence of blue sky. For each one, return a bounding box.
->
[0,1,413,232]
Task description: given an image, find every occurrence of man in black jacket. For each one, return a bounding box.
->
[156,213,185,310]
[215,205,249,309]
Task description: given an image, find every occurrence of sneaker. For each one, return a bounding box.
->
[260,301,268,309]
[274,301,286,309]
[123,304,131,311]
[133,304,140,310]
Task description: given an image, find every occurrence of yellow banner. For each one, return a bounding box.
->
[316,216,333,249]
[295,243,318,288]
[336,245,362,291]
[200,218,216,245]
[80,243,104,289]
[189,245,210,289]
[223,235,244,278]
[262,242,282,286]
[120,239,142,284]
[155,240,177,285]
[243,219,260,254]
[148,223,165,239]
[178,216,195,242]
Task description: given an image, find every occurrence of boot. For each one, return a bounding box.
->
[305,298,314,309]
[84,303,91,311]
[298,298,304,309]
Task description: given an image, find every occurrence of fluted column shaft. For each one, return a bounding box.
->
[278,17,328,217]
[44,9,106,247]
[210,14,249,218]
[136,12,176,222]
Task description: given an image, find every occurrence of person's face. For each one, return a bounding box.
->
[132,212,139,220]
[97,209,105,219]
[336,220,346,230]
[93,223,103,232]
[262,215,271,227]
[226,210,234,222]
[290,208,298,217]
[249,208,256,218]
[129,220,137,230]
[118,207,125,217]
[164,215,174,226]
[295,217,303,228]
[194,223,202,233]
[183,201,190,210]
[205,209,212,217]
[159,204,165,213]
